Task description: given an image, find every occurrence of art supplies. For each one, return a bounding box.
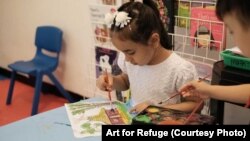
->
[132,105,215,125]
[158,93,181,104]
[184,100,204,124]
[158,74,210,105]
[104,69,114,111]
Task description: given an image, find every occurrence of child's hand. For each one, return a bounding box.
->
[180,80,210,99]
[129,101,151,114]
[96,73,113,91]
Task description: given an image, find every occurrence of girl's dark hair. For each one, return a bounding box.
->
[110,0,171,49]
[216,0,250,29]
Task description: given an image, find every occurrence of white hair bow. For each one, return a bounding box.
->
[104,12,116,28]
[104,11,132,29]
[115,12,132,28]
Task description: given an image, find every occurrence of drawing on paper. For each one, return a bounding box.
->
[65,101,131,138]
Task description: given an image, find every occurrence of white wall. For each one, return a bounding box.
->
[0,0,97,97]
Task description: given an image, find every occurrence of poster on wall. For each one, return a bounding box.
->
[176,0,217,28]
[92,23,111,47]
[90,0,128,6]
[95,46,119,78]
[89,4,117,23]
[190,7,225,51]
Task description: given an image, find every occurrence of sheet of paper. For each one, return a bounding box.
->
[65,100,131,138]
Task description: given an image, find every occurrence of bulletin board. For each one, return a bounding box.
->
[171,0,226,80]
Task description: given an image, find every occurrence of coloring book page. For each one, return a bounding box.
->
[65,100,132,138]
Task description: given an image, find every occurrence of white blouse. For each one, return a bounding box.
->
[118,52,198,106]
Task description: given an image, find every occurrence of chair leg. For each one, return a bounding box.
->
[31,73,43,116]
[47,73,74,102]
[6,71,17,105]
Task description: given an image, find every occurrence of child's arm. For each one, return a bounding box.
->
[206,84,250,104]
[162,96,203,113]
[130,96,202,114]
[181,81,250,104]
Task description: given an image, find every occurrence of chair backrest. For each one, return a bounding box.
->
[33,26,63,71]
[35,26,63,53]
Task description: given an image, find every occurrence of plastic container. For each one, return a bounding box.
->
[220,50,250,71]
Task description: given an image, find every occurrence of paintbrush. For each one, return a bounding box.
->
[184,100,204,124]
[158,74,210,105]
[104,69,114,111]
[158,93,181,104]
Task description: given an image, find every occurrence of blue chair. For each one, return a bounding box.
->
[6,26,74,115]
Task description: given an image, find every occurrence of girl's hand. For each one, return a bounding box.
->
[96,72,113,91]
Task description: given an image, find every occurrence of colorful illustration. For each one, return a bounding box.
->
[177,0,216,28]
[153,0,175,34]
[132,105,215,125]
[102,0,117,5]
[154,0,169,31]
[190,7,225,51]
[95,46,119,78]
[93,23,109,44]
[177,1,190,28]
[65,101,132,138]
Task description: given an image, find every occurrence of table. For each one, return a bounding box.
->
[0,98,104,141]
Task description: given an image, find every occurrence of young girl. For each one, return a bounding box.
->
[181,0,250,106]
[97,0,200,112]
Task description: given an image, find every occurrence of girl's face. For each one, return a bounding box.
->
[223,13,250,57]
[111,35,156,66]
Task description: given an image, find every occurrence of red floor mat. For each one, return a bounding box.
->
[0,79,68,126]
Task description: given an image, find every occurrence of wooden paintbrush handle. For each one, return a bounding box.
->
[159,74,210,105]
[104,69,112,101]
[184,100,204,124]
